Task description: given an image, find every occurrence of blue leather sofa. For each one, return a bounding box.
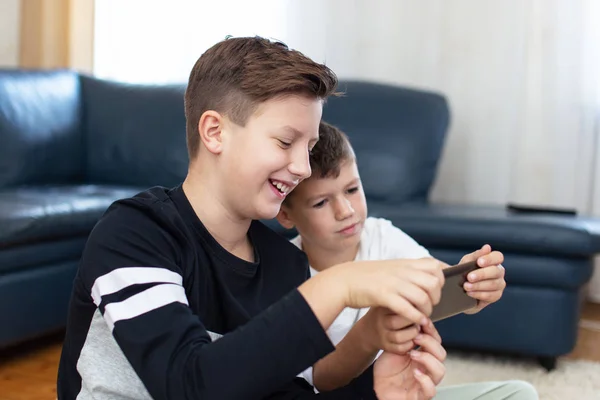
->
[1,69,598,371]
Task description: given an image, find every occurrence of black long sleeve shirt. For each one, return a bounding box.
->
[57,185,377,399]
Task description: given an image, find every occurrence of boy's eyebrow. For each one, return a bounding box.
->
[282,125,319,141]
[305,178,360,205]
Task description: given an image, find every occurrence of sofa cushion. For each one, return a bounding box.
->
[80,75,189,188]
[0,185,143,247]
[0,69,83,188]
[0,237,88,274]
[369,202,600,257]
[323,81,449,203]
[0,260,78,348]
[434,285,581,356]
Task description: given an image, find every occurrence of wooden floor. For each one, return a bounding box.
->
[1,302,600,400]
[565,301,600,362]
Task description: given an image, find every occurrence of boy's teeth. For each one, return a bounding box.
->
[271,180,290,194]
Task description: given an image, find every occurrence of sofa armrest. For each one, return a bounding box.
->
[368,202,600,257]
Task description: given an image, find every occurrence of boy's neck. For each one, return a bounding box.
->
[301,240,360,272]
[182,168,254,262]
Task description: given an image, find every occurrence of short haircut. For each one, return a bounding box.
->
[309,120,355,179]
[184,36,339,160]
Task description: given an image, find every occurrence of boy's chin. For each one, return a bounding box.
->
[248,202,282,221]
[249,187,290,220]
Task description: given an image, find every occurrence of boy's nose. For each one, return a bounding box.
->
[288,149,312,180]
[335,198,355,220]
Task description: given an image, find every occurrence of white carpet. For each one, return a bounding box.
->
[440,351,600,400]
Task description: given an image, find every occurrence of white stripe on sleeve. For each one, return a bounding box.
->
[103,283,189,331]
[91,267,183,306]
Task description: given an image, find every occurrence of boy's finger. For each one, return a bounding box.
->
[467,291,501,303]
[413,368,437,399]
[420,319,442,343]
[396,282,433,316]
[407,271,443,306]
[413,333,446,362]
[467,264,505,283]
[460,244,491,264]
[411,351,446,386]
[387,340,418,355]
[384,314,416,331]
[416,259,447,286]
[477,250,504,267]
[386,294,427,326]
[464,278,506,292]
[387,325,420,345]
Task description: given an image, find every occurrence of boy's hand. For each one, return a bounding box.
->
[458,244,506,314]
[336,258,445,326]
[306,259,443,393]
[373,319,446,400]
[361,307,419,354]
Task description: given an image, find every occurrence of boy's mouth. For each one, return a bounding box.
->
[269,179,291,196]
[338,222,361,235]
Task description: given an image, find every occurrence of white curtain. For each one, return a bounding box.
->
[0,0,21,67]
[94,0,600,301]
[287,0,600,212]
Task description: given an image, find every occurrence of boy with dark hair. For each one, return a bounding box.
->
[57,37,448,399]
[277,121,538,399]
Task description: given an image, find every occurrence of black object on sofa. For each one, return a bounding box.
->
[1,70,598,372]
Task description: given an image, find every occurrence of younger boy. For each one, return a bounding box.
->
[57,37,448,399]
[277,121,538,399]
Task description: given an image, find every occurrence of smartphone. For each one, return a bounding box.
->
[430,260,479,322]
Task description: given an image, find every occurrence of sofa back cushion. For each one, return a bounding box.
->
[79,76,450,201]
[81,76,188,188]
[323,81,450,204]
[0,69,83,188]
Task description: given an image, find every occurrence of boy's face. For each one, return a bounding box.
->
[277,159,368,253]
[218,95,321,220]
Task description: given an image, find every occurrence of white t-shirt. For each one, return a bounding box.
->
[290,217,431,387]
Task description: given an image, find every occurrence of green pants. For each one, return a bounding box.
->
[435,380,538,400]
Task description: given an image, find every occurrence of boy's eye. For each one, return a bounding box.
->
[347,187,359,194]
[277,139,292,148]
[312,199,326,208]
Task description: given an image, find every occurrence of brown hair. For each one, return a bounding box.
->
[184,36,339,160]
[310,120,355,179]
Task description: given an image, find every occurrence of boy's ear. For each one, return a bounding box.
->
[198,111,224,154]
[276,206,296,230]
